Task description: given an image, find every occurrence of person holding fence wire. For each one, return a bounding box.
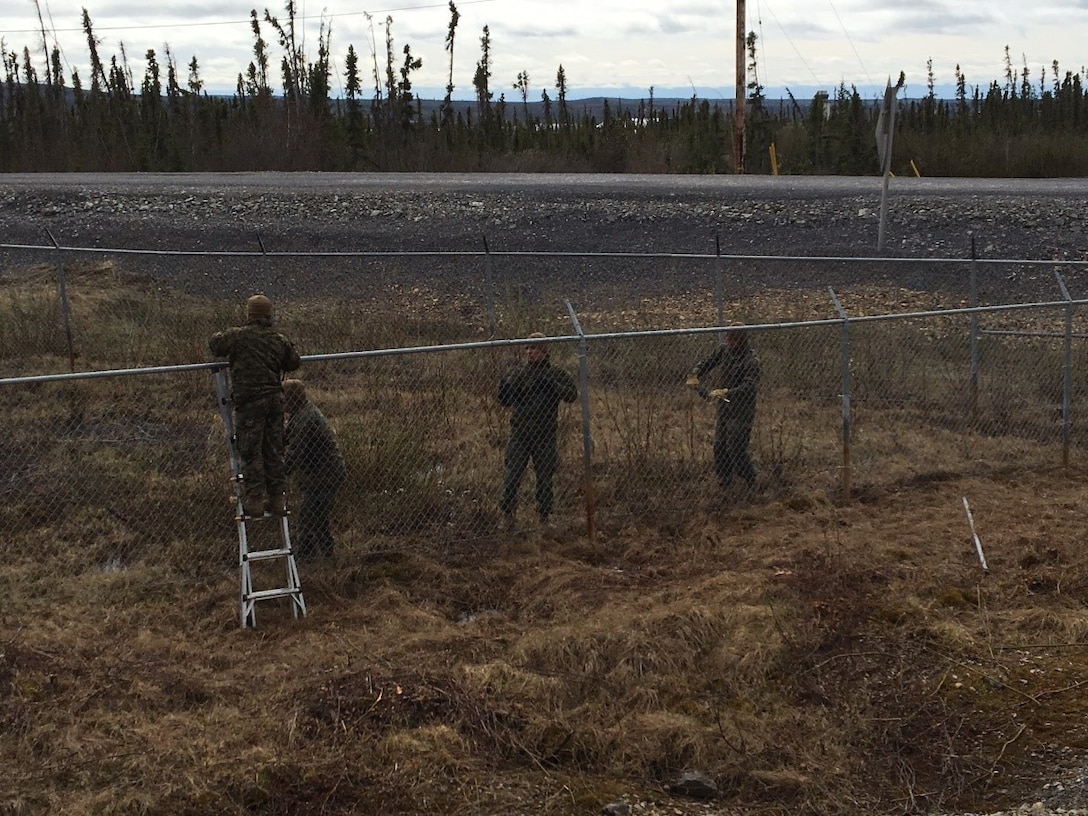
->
[209,294,301,518]
[498,332,578,530]
[687,327,761,491]
[283,379,347,560]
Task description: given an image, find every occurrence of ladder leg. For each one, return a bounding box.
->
[239,515,257,629]
[280,515,306,620]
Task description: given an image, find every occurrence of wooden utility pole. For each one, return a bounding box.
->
[733,0,746,173]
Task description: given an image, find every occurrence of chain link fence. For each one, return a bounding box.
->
[3,240,1088,598]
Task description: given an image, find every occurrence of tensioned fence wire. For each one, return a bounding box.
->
[5,236,1088,337]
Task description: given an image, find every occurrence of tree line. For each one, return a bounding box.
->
[3,3,1087,176]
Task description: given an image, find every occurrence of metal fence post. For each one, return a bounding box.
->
[46,228,77,373]
[255,229,270,290]
[829,287,851,503]
[715,232,724,342]
[969,233,980,417]
[483,235,496,339]
[1057,271,1073,468]
[565,301,596,543]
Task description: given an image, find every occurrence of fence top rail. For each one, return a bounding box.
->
[3,296,1088,387]
[0,361,226,386]
[4,241,1088,268]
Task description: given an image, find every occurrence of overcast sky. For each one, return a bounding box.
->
[4,0,1087,100]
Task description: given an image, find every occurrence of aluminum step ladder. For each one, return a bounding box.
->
[213,368,306,628]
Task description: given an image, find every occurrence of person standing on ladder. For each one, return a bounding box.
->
[210,294,301,518]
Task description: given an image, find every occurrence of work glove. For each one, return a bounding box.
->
[708,388,730,402]
[685,373,700,388]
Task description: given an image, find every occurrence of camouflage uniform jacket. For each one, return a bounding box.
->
[284,401,347,491]
[694,345,761,421]
[208,318,301,406]
[498,360,578,437]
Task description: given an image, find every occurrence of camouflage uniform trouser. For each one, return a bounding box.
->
[500,431,558,520]
[295,483,341,559]
[234,393,286,501]
[713,409,756,488]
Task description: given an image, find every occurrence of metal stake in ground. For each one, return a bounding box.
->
[962,497,989,572]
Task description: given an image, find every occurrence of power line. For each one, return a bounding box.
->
[759,1,821,86]
[21,1,74,82]
[4,0,494,36]
[825,0,876,93]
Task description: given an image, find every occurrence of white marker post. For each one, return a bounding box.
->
[962,497,989,572]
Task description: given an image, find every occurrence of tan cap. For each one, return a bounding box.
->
[246,294,272,318]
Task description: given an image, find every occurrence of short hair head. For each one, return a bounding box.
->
[282,378,306,407]
[246,294,273,319]
[726,326,749,351]
[527,332,548,355]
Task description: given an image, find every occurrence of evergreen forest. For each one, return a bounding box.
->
[3,3,1087,176]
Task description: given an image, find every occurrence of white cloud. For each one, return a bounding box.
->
[3,0,1085,98]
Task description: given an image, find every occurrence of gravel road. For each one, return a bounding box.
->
[1,174,1087,308]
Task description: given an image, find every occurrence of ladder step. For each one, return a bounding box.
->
[245,587,302,602]
[245,547,294,561]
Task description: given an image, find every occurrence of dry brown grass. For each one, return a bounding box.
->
[5,266,1088,815]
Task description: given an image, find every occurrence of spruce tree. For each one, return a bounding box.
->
[441,2,460,130]
[473,26,492,127]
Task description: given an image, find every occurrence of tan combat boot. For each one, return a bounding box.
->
[242,494,266,519]
[266,493,288,517]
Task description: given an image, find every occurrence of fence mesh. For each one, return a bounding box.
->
[1,370,234,576]
[3,245,1088,596]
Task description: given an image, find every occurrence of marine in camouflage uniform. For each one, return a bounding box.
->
[690,329,761,490]
[209,294,301,516]
[283,380,346,559]
[498,333,578,526]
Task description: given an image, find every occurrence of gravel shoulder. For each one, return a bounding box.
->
[2,175,1087,299]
